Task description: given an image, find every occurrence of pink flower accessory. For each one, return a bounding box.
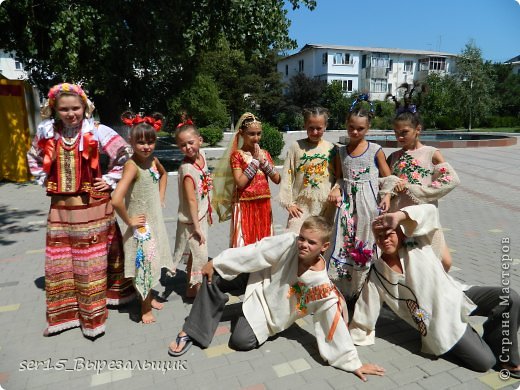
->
[431,181,441,188]
[347,239,374,266]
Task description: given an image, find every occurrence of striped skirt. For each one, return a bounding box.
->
[45,198,134,337]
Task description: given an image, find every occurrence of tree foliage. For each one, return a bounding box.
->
[169,74,228,128]
[320,81,353,129]
[0,0,316,124]
[454,41,495,128]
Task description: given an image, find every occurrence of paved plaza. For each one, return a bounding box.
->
[0,132,519,390]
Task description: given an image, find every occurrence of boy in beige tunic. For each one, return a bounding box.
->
[168,216,385,381]
[350,204,520,375]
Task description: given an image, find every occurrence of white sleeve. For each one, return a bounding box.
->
[213,233,297,280]
[400,204,440,237]
[350,274,383,346]
[312,296,362,372]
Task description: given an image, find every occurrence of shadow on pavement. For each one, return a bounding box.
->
[0,204,46,245]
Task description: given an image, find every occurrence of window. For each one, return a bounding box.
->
[285,64,288,76]
[298,59,304,72]
[332,79,353,92]
[370,53,389,68]
[362,54,367,69]
[333,53,352,65]
[419,57,446,71]
[388,83,392,94]
[322,52,328,65]
[15,59,22,70]
[429,57,446,71]
[404,60,413,72]
[370,78,387,93]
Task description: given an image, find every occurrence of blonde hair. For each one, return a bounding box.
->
[301,215,333,243]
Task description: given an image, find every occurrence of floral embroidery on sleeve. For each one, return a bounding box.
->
[392,152,432,184]
[431,166,453,188]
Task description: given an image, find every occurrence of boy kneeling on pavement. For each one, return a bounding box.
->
[168,216,385,381]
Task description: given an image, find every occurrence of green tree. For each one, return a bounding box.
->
[492,63,520,118]
[455,41,495,129]
[169,74,228,128]
[0,0,316,124]
[421,73,461,129]
[286,73,325,109]
[320,81,353,129]
[198,40,284,127]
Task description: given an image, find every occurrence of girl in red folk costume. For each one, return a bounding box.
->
[27,83,135,338]
[212,113,281,247]
[172,121,213,298]
[112,112,173,323]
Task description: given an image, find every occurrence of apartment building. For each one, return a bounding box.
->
[0,51,27,80]
[277,43,457,100]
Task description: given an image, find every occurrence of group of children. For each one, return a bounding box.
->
[29,83,519,381]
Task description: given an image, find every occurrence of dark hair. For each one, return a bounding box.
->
[303,107,329,124]
[122,111,162,143]
[346,94,374,125]
[389,83,426,128]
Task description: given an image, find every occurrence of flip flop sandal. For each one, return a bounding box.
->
[168,334,193,357]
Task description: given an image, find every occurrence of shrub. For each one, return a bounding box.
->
[260,122,284,159]
[481,116,520,128]
[371,101,395,130]
[199,125,224,146]
[436,115,463,130]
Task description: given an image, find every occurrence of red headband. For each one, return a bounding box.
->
[122,114,162,132]
[176,119,194,128]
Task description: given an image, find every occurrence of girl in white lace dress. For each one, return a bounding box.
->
[327,95,393,300]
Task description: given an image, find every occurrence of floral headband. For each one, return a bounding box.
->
[47,83,88,109]
[121,114,162,132]
[349,94,374,113]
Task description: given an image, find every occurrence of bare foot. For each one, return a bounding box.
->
[151,298,164,310]
[141,298,156,324]
[142,311,156,324]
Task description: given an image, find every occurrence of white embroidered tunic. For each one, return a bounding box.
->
[213,233,363,372]
[349,205,476,356]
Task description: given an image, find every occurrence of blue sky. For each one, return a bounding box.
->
[285,0,520,62]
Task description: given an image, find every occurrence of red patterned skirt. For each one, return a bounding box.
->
[231,197,273,248]
[45,198,134,337]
